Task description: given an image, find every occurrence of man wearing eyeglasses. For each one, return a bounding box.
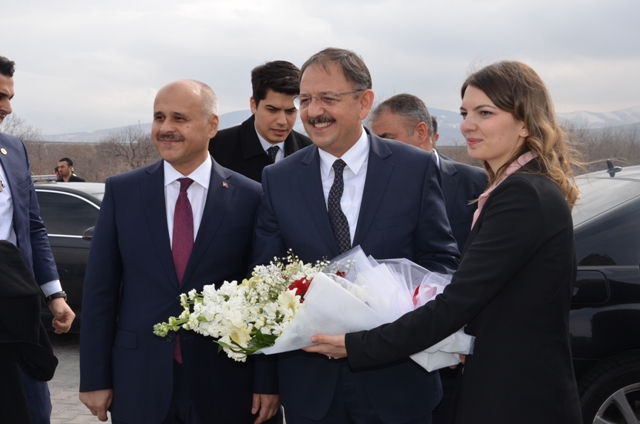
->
[209,61,311,183]
[252,48,460,424]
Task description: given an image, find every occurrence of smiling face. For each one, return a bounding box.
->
[460,85,527,172]
[251,89,298,144]
[299,63,374,157]
[152,81,219,175]
[0,74,14,124]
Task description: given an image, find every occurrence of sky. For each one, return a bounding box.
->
[2,0,639,134]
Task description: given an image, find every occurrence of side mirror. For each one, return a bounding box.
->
[82,226,95,241]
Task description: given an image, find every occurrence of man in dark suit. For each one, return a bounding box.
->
[79,80,278,423]
[369,94,487,252]
[369,94,487,424]
[209,60,311,182]
[0,55,76,423]
[252,48,460,424]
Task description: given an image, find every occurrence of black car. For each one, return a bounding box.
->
[571,164,640,423]
[35,181,104,333]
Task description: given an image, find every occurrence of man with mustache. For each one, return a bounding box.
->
[210,61,311,183]
[79,80,278,423]
[252,48,460,423]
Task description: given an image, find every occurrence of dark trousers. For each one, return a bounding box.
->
[432,367,460,424]
[21,369,52,424]
[284,361,432,424]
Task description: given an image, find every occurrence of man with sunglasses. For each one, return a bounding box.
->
[252,48,460,424]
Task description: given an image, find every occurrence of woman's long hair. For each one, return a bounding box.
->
[461,61,579,208]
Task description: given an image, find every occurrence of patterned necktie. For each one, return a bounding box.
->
[328,159,351,254]
[172,177,194,364]
[266,145,280,162]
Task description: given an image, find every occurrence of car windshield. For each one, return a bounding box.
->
[573,169,640,227]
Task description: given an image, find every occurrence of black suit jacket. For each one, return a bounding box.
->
[438,154,487,252]
[252,131,460,422]
[346,164,582,424]
[209,115,312,182]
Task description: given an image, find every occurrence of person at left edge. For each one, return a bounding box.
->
[209,60,311,183]
[79,80,278,423]
[0,55,76,424]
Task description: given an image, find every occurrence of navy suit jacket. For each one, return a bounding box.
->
[209,115,312,182]
[252,132,460,422]
[79,158,266,423]
[438,154,487,252]
[0,133,58,285]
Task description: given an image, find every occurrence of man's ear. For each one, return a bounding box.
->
[359,89,375,120]
[250,97,257,114]
[207,114,220,139]
[415,121,430,145]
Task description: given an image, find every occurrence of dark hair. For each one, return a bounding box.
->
[301,48,372,91]
[431,116,438,135]
[461,61,578,208]
[370,93,433,136]
[0,56,16,78]
[59,157,73,167]
[251,61,301,106]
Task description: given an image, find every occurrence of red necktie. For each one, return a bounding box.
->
[172,178,194,363]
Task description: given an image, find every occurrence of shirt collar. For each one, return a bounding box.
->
[255,123,285,153]
[163,155,212,189]
[318,126,370,178]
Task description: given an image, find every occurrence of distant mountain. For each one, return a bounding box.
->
[558,106,640,129]
[42,105,640,145]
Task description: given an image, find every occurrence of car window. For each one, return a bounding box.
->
[575,200,640,266]
[36,191,99,236]
[573,175,640,227]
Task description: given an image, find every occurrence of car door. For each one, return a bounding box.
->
[35,189,100,330]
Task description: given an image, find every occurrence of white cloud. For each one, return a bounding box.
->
[2,0,639,133]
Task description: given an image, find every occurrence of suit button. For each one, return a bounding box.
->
[176,295,181,301]
[166,335,172,342]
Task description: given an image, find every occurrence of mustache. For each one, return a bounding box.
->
[156,133,185,141]
[307,115,335,125]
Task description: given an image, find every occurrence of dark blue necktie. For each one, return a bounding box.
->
[328,159,351,254]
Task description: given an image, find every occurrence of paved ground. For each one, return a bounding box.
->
[49,333,103,423]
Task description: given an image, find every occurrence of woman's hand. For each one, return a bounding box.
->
[303,334,347,359]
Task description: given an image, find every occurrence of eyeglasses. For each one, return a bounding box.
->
[293,90,363,110]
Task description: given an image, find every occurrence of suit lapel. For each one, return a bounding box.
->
[439,157,460,214]
[240,115,268,160]
[139,161,179,289]
[353,134,393,247]
[298,146,339,257]
[181,159,234,286]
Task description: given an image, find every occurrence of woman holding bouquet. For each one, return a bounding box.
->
[305,61,583,424]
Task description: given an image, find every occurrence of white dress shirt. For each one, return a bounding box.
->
[256,125,285,163]
[318,127,370,243]
[0,162,17,245]
[0,161,61,295]
[164,156,211,247]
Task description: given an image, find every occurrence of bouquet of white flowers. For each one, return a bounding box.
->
[153,252,331,362]
[155,247,474,371]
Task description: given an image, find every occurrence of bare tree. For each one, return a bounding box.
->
[0,114,42,142]
[0,114,47,164]
[97,125,159,172]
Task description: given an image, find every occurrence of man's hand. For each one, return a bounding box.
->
[252,393,279,424]
[79,389,113,422]
[302,334,347,359]
[48,297,75,334]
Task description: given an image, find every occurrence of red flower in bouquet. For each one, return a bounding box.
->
[288,277,311,300]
